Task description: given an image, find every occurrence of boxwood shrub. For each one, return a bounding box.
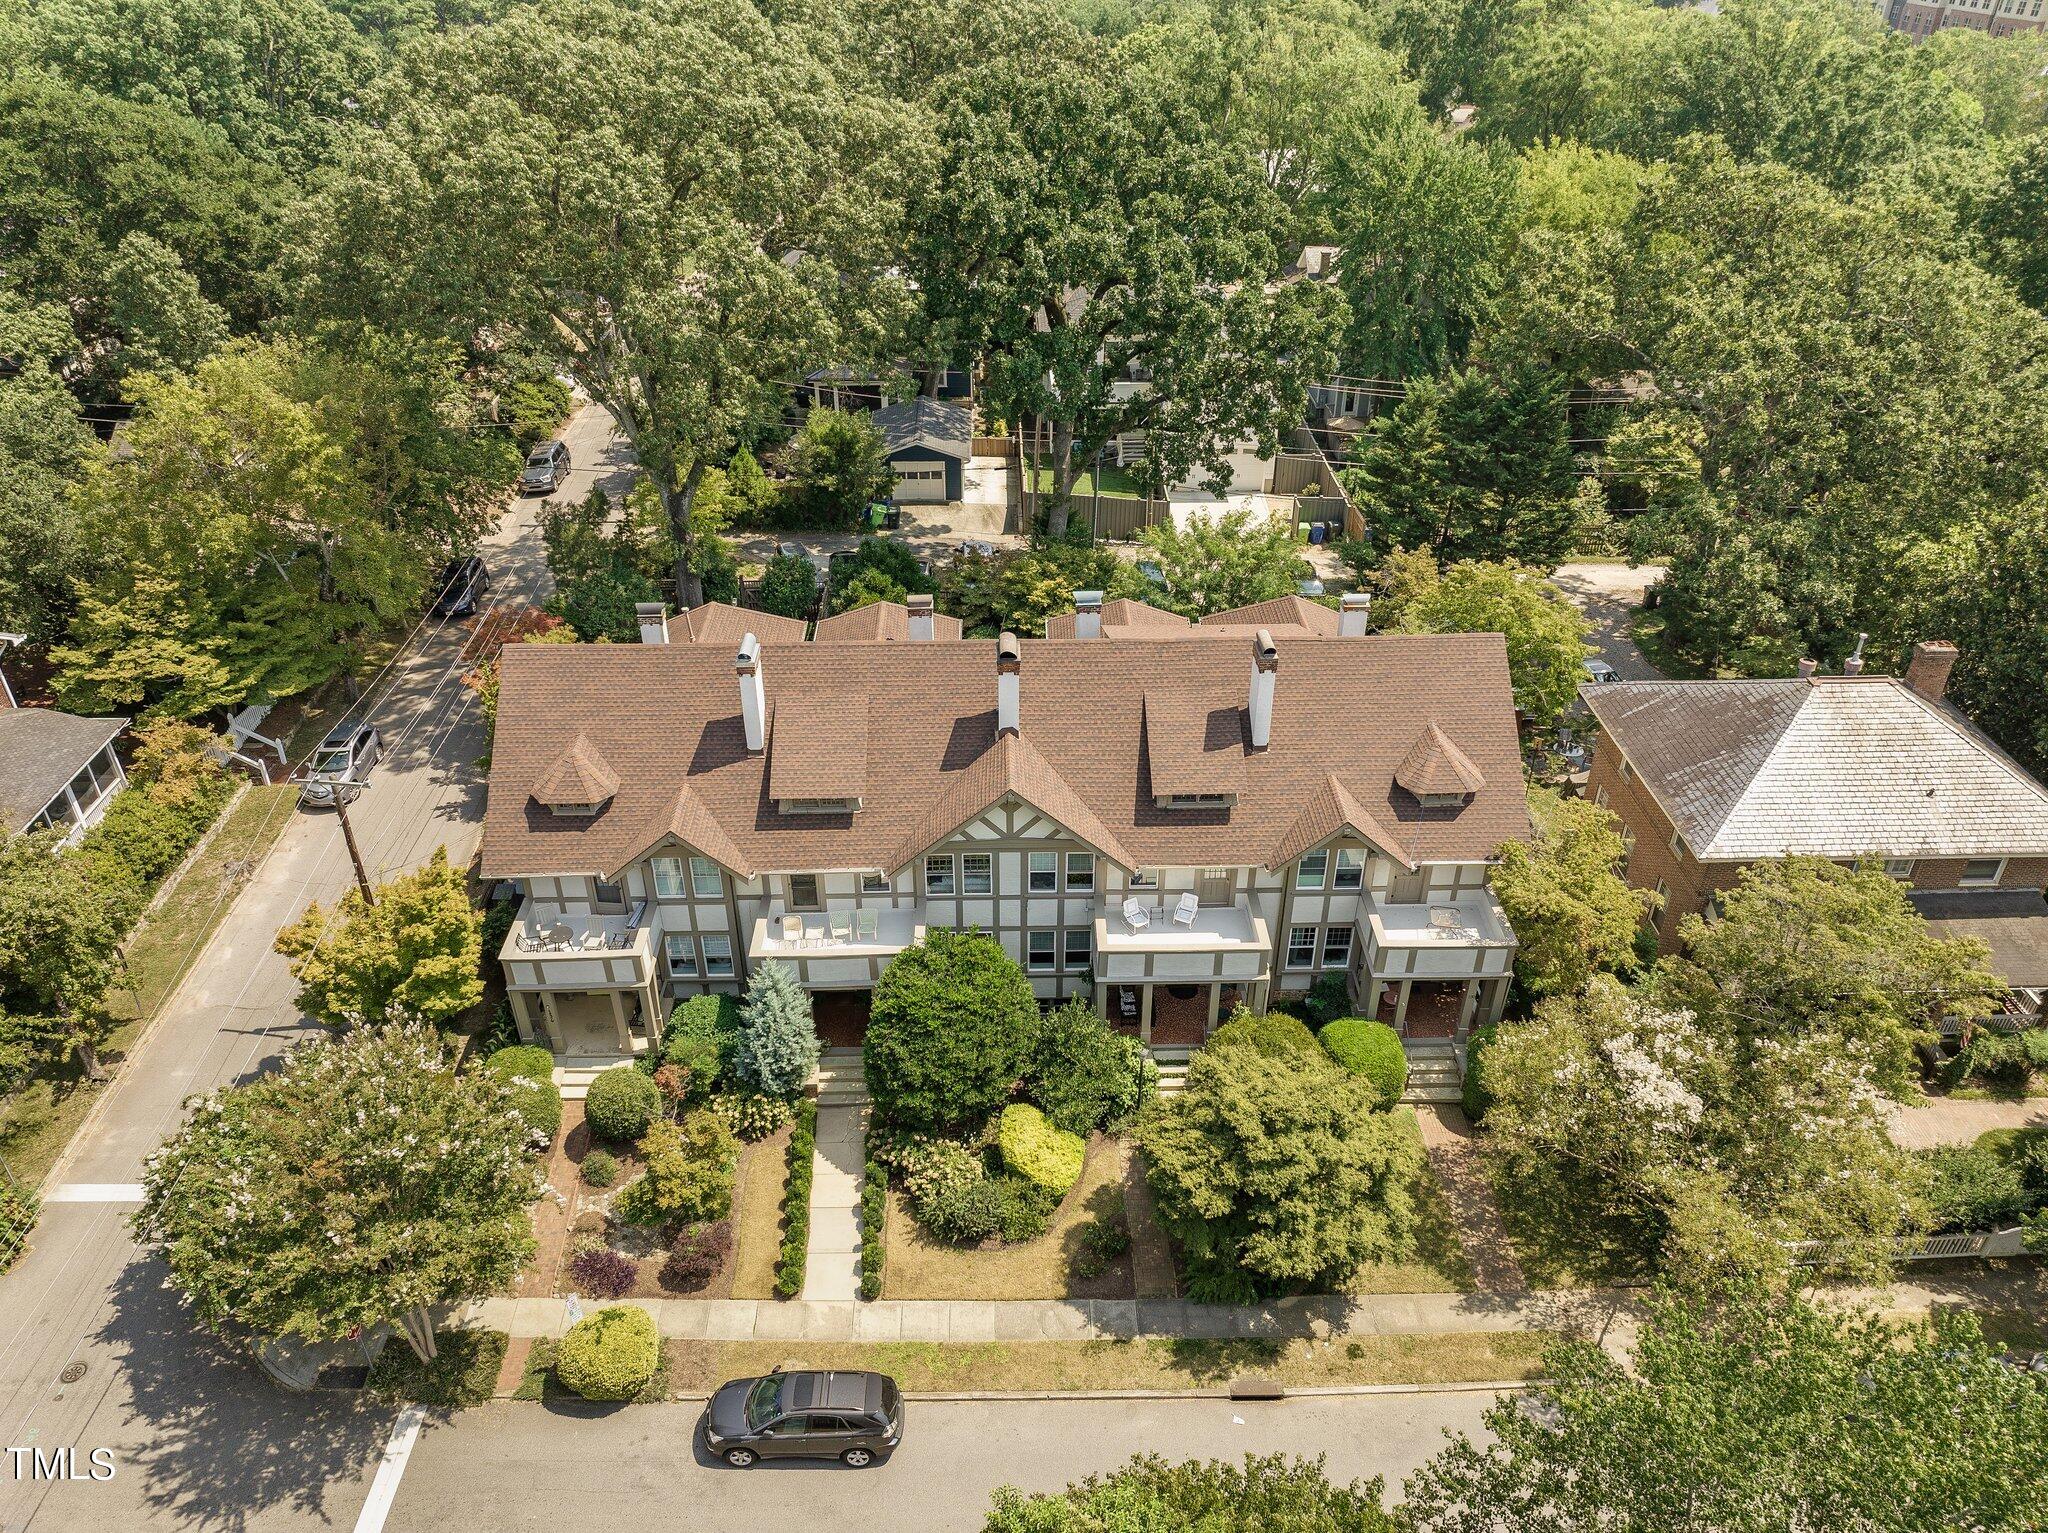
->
[580,1148,619,1187]
[1318,1018,1407,1108]
[554,1305,659,1402]
[859,1159,886,1300]
[487,1045,556,1083]
[584,1066,661,1143]
[996,1104,1084,1195]
[774,1100,818,1297]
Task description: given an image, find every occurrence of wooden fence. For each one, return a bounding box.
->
[1285,429,1364,542]
[970,436,1015,459]
[1016,487,1169,541]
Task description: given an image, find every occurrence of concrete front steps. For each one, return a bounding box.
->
[551,1058,639,1101]
[815,1045,869,1108]
[1152,1045,1193,1097]
[1401,1040,1465,1105]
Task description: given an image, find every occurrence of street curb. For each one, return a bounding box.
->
[606,1380,1540,1406]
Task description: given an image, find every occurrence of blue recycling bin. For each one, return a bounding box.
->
[1308,522,1327,544]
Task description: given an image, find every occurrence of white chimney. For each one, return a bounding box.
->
[736,634,766,753]
[906,593,936,642]
[1248,629,1278,751]
[1843,633,1868,676]
[636,602,669,645]
[1072,590,1103,639]
[1338,592,1371,637]
[997,632,1021,737]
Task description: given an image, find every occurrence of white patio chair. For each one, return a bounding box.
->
[1118,987,1139,1019]
[1172,892,1200,927]
[855,909,879,942]
[1121,898,1151,932]
[828,910,854,943]
[780,914,805,947]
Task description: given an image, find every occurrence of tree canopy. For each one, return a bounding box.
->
[273,848,484,1030]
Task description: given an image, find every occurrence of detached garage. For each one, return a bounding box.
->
[873,397,971,504]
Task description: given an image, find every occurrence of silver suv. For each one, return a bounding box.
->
[520,440,570,495]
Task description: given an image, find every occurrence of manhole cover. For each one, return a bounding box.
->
[59,1363,86,1384]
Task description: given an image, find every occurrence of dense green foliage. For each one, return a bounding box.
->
[784,409,890,527]
[134,1024,537,1349]
[618,1113,738,1228]
[486,1044,564,1150]
[864,930,1041,1133]
[1316,1019,1407,1108]
[554,1305,659,1403]
[1026,1000,1147,1135]
[995,1104,1085,1195]
[733,960,818,1098]
[365,1327,507,1410]
[775,1099,818,1297]
[1490,788,1651,998]
[273,847,482,1031]
[985,1453,1396,1532]
[754,553,820,621]
[584,1066,662,1145]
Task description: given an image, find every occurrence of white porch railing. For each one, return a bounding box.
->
[1787,1226,2031,1265]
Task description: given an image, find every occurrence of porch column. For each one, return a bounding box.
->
[608,989,632,1051]
[1095,976,1109,1018]
[644,977,666,1049]
[508,990,537,1047]
[1362,977,1383,1019]
[1393,980,1413,1033]
[1457,979,1479,1035]
[1139,983,1154,1045]
[1205,983,1223,1033]
[1483,976,1510,1027]
[535,993,565,1053]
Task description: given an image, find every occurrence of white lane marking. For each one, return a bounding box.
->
[353,1403,427,1533]
[42,1184,145,1203]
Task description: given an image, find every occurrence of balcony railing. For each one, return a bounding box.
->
[747,906,924,960]
[1364,894,1514,951]
[500,898,654,961]
[1094,897,1270,953]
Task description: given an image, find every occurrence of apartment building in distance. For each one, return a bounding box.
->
[1580,641,2048,1021]
[479,593,1527,1062]
[1882,0,2045,37]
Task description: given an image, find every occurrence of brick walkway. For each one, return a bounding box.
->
[1413,1104,1528,1293]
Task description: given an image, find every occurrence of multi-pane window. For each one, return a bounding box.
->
[651,857,686,898]
[1296,850,1329,890]
[701,935,734,976]
[1027,930,1056,970]
[1333,848,1365,891]
[664,934,697,976]
[1961,858,2005,886]
[1064,926,1091,970]
[1286,924,1318,969]
[925,855,955,894]
[1321,925,1354,970]
[689,856,722,897]
[1066,853,1095,892]
[787,873,821,910]
[1028,852,1058,893]
[962,853,994,894]
[1883,858,1914,880]
[1667,828,1685,860]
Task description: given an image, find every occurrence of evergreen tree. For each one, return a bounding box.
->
[734,960,819,1097]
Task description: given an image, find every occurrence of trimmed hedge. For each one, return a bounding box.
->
[1318,1018,1407,1108]
[996,1104,1085,1194]
[555,1305,659,1402]
[1463,1023,1499,1123]
[585,1066,661,1143]
[503,1075,563,1150]
[580,1149,619,1188]
[487,1045,556,1083]
[859,1159,886,1301]
[1208,1012,1319,1059]
[774,1099,818,1297]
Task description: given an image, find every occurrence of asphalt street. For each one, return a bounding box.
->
[0,403,633,1533]
[378,1393,1497,1532]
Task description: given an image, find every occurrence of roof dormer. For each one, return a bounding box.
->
[532,732,618,817]
[1395,721,1484,809]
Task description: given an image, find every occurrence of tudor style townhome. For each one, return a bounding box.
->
[1581,641,2048,1023]
[479,595,1527,1065]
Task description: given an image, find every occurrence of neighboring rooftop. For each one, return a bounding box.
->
[871,397,971,460]
[812,600,963,644]
[673,602,808,647]
[1198,595,1341,636]
[1909,888,2048,992]
[482,633,1528,881]
[1044,598,1189,639]
[1579,674,2048,861]
[0,707,127,834]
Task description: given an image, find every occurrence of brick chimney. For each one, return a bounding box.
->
[906,593,936,642]
[636,602,669,645]
[1338,592,1371,637]
[736,634,766,752]
[1072,590,1103,640]
[1905,640,1958,704]
[1248,630,1278,751]
[997,632,1021,736]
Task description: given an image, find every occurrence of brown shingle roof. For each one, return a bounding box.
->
[674,602,807,647]
[1200,595,1341,635]
[1268,773,1415,871]
[812,601,964,643]
[0,708,127,833]
[1143,692,1249,797]
[532,733,618,807]
[1395,721,1487,797]
[882,730,1137,873]
[768,696,867,800]
[1045,599,1189,638]
[481,634,1528,880]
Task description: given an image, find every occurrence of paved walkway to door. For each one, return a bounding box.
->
[801,1100,867,1300]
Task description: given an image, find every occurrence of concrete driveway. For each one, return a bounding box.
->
[0,403,625,1533]
[1550,562,1667,681]
[1883,1093,2048,1151]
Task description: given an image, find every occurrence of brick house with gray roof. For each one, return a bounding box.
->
[1581,642,2048,1019]
[480,600,1526,1062]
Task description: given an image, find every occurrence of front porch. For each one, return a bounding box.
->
[507,986,661,1060]
[1105,980,1257,1045]
[1093,897,1272,1045]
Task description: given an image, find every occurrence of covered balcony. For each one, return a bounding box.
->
[1360,893,1516,1039]
[1093,898,1273,1044]
[746,906,926,989]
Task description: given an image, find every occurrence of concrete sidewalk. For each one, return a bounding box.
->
[460,1289,1613,1343]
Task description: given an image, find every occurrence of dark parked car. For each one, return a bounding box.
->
[520,439,571,495]
[299,723,382,808]
[429,555,490,618]
[701,1370,902,1468]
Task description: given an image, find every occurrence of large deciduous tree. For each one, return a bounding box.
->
[1404,1284,2048,1533]
[1387,557,1591,731]
[986,1453,1397,1533]
[274,849,483,1031]
[1490,789,1651,1000]
[134,1023,537,1361]
[0,832,139,1083]
[1132,509,1308,618]
[310,0,919,605]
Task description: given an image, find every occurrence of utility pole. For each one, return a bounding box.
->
[333,791,376,904]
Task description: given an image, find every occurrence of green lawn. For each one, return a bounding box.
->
[0,784,297,1190]
[1026,465,1149,499]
